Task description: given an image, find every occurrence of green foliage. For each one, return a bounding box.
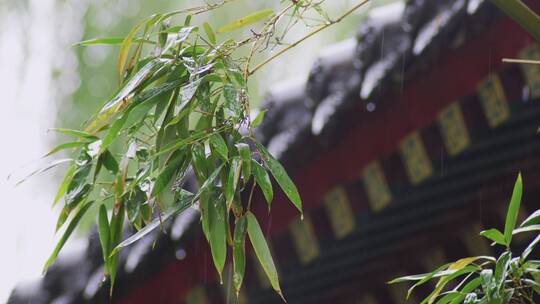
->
[390,174,540,304]
[32,0,370,300]
[489,0,540,44]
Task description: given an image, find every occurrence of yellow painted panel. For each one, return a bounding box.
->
[186,286,209,304]
[290,215,320,265]
[324,186,355,239]
[400,132,433,185]
[477,74,509,128]
[519,43,540,99]
[362,161,392,212]
[438,102,470,156]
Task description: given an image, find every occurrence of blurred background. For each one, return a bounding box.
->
[0,0,382,301]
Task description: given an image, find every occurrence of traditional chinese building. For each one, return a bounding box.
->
[9,0,540,303]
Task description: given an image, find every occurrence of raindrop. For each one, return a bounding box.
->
[175,248,187,260]
[366,102,376,112]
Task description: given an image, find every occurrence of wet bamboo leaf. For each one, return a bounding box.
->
[16,158,73,186]
[74,37,153,46]
[164,26,196,52]
[233,215,247,295]
[55,205,71,232]
[504,173,523,245]
[113,191,194,252]
[489,0,540,43]
[192,144,210,181]
[513,224,540,234]
[65,183,91,208]
[103,58,170,113]
[75,37,124,46]
[252,160,273,207]
[235,143,251,179]
[101,110,132,152]
[208,195,227,281]
[252,109,266,127]
[154,129,206,157]
[389,263,452,299]
[43,202,94,273]
[523,234,540,259]
[480,229,507,246]
[218,9,275,33]
[52,164,76,205]
[118,14,158,77]
[494,251,512,288]
[256,143,302,215]
[203,22,216,45]
[223,84,242,118]
[520,209,540,228]
[246,211,283,298]
[50,128,99,141]
[108,203,125,293]
[151,152,186,197]
[210,133,228,160]
[444,277,482,304]
[44,141,86,157]
[127,188,146,224]
[226,157,242,208]
[100,150,119,174]
[427,257,484,304]
[98,205,111,267]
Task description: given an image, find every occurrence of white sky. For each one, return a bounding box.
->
[0,0,85,301]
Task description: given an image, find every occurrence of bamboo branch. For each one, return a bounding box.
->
[248,0,369,76]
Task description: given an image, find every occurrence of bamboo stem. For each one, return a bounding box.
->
[503,58,540,65]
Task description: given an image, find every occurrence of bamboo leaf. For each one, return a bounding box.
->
[494,251,512,288]
[223,84,242,118]
[208,195,227,281]
[73,37,154,46]
[43,202,94,273]
[210,133,228,160]
[504,173,523,246]
[256,142,302,215]
[489,0,540,43]
[102,58,170,114]
[50,128,98,141]
[252,109,266,127]
[523,234,540,259]
[98,205,111,270]
[226,157,242,208]
[427,257,484,304]
[479,229,507,246]
[75,37,124,46]
[520,209,540,228]
[252,160,273,207]
[108,203,125,294]
[52,164,76,206]
[246,211,283,298]
[44,142,86,157]
[100,110,132,152]
[218,9,275,33]
[203,22,216,45]
[151,152,186,197]
[112,191,194,252]
[118,14,158,77]
[235,143,251,179]
[16,158,73,186]
[233,215,247,295]
[99,150,119,174]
